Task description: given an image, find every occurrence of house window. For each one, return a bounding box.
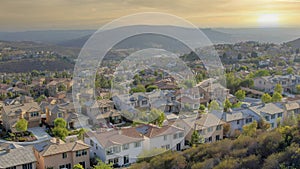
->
[22,163,33,169]
[216,135,220,141]
[142,100,148,105]
[265,116,270,121]
[6,166,16,169]
[124,155,129,164]
[278,113,283,118]
[76,151,82,157]
[134,142,141,148]
[30,112,39,117]
[271,123,274,128]
[81,150,87,156]
[108,159,113,164]
[208,136,212,142]
[246,118,252,123]
[163,135,167,141]
[162,144,170,149]
[237,120,240,125]
[179,132,184,138]
[113,146,121,153]
[173,133,178,139]
[207,127,213,132]
[171,97,176,101]
[122,144,129,150]
[113,158,119,164]
[271,114,276,119]
[62,152,67,159]
[216,125,222,131]
[90,140,94,146]
[58,112,63,118]
[59,164,71,169]
[96,144,98,150]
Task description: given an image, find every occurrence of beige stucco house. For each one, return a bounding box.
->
[1,102,42,131]
[34,139,90,169]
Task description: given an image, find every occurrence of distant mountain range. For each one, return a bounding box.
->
[1,27,300,48]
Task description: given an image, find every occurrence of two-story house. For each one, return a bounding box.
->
[34,139,90,169]
[248,103,285,129]
[84,123,185,167]
[0,145,37,169]
[194,112,226,142]
[2,102,42,131]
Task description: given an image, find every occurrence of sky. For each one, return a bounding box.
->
[0,0,300,31]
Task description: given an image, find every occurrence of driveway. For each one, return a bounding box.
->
[28,127,52,141]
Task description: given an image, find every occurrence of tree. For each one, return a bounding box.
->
[54,118,67,128]
[296,85,300,93]
[146,85,158,92]
[274,83,283,94]
[52,127,69,140]
[242,121,257,137]
[261,93,272,103]
[237,53,243,60]
[287,67,293,74]
[73,164,84,169]
[130,84,146,93]
[93,159,113,169]
[15,119,28,132]
[223,98,232,112]
[58,84,67,91]
[190,130,200,146]
[199,104,206,112]
[208,100,220,111]
[272,92,282,102]
[235,90,246,101]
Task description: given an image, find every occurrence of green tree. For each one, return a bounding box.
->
[146,85,158,92]
[242,121,257,137]
[190,130,200,146]
[58,84,67,91]
[297,85,300,93]
[235,89,246,101]
[93,159,113,169]
[287,67,294,74]
[15,119,28,132]
[52,127,69,140]
[130,84,146,93]
[272,92,282,102]
[208,100,220,111]
[274,83,283,94]
[54,118,67,128]
[73,164,84,169]
[261,93,272,103]
[223,98,232,112]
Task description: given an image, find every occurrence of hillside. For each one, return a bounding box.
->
[286,38,300,50]
[130,120,300,169]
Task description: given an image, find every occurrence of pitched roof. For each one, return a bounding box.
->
[35,140,89,157]
[0,146,36,168]
[2,102,41,116]
[195,111,225,130]
[249,103,284,115]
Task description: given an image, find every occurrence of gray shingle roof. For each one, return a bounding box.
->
[0,146,36,168]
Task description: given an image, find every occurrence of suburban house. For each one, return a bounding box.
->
[197,78,229,103]
[248,103,285,129]
[193,112,226,143]
[222,108,255,136]
[84,123,185,167]
[0,145,37,169]
[2,102,42,131]
[40,101,89,129]
[253,74,300,93]
[84,128,144,167]
[33,139,90,169]
[284,101,300,115]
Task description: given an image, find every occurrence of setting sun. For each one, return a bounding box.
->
[257,14,280,27]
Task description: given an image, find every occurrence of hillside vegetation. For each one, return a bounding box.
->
[130,118,300,169]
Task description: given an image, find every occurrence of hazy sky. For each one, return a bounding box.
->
[0,0,300,31]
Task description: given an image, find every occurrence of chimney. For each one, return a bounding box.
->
[56,138,60,145]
